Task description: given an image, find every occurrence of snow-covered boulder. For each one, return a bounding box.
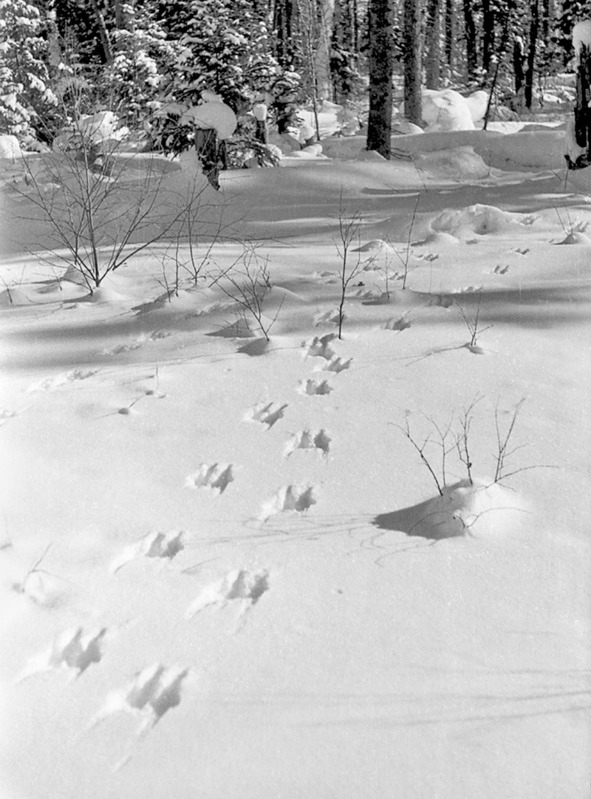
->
[0,135,22,159]
[78,111,121,145]
[573,20,591,56]
[181,101,237,140]
[392,118,424,136]
[422,89,475,132]
[465,90,489,123]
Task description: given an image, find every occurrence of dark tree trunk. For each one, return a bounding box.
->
[89,0,113,63]
[403,0,422,125]
[463,0,478,80]
[482,0,495,76]
[273,0,298,65]
[524,0,539,108]
[195,128,221,190]
[574,45,591,161]
[541,0,553,45]
[425,0,441,88]
[445,0,454,67]
[366,0,395,157]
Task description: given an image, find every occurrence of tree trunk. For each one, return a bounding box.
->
[425,0,441,88]
[89,0,113,63]
[403,0,422,125]
[194,128,221,190]
[513,35,525,96]
[314,0,336,101]
[574,44,591,161]
[445,0,454,67]
[482,0,495,76]
[366,0,395,157]
[524,0,539,108]
[463,0,478,80]
[273,0,298,65]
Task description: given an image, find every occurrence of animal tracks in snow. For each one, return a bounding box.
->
[94,663,188,735]
[314,309,341,327]
[244,401,288,428]
[185,463,234,494]
[185,569,270,619]
[27,368,99,392]
[298,378,333,396]
[284,429,331,457]
[304,333,337,360]
[385,316,412,332]
[20,626,108,680]
[259,485,317,521]
[315,356,352,374]
[110,531,185,573]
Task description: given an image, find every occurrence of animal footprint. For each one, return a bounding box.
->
[20,626,107,680]
[513,247,530,255]
[259,485,316,521]
[493,264,510,275]
[185,463,234,494]
[429,294,453,309]
[298,378,333,396]
[314,309,340,327]
[245,401,288,429]
[147,329,171,341]
[28,368,98,392]
[110,531,185,573]
[385,316,411,332]
[0,407,29,426]
[284,430,331,457]
[304,333,337,360]
[186,569,270,619]
[316,356,352,374]
[100,340,143,356]
[95,663,188,734]
[313,270,338,284]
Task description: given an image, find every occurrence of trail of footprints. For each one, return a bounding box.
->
[17,333,352,759]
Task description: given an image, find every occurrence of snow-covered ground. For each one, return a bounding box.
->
[1,126,590,798]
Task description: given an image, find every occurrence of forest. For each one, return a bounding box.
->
[0,0,587,159]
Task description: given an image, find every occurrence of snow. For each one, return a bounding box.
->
[573,19,591,55]
[181,100,237,140]
[1,123,591,799]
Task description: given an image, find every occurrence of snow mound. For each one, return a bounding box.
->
[422,89,476,132]
[0,134,22,159]
[415,147,491,180]
[181,101,237,140]
[573,20,591,56]
[431,204,535,237]
[375,479,528,541]
[0,288,30,306]
[465,90,489,123]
